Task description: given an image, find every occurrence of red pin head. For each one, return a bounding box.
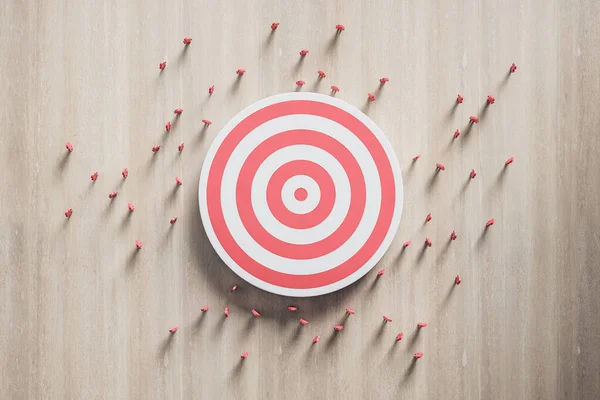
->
[178,142,185,152]
[175,177,182,186]
[135,240,142,249]
[402,240,411,248]
[334,325,344,331]
[417,322,427,328]
[174,108,183,115]
[487,95,495,105]
[122,168,128,178]
[287,306,298,311]
[469,116,479,123]
[231,284,238,292]
[486,218,495,227]
[271,22,279,30]
[457,94,464,104]
[152,145,161,153]
[202,119,212,126]
[379,77,389,84]
[128,203,135,212]
[367,93,375,102]
[65,208,73,218]
[169,326,178,333]
[470,169,477,179]
[224,307,229,317]
[425,213,432,222]
[505,157,514,166]
[454,129,461,139]
[159,61,166,70]
[377,269,385,276]
[335,24,345,32]
[451,231,458,240]
[170,217,178,224]
[330,85,340,93]
[436,163,446,171]
[395,332,404,341]
[201,306,210,312]
[383,315,392,322]
[296,80,305,86]
[412,155,420,161]
[455,275,462,285]
[318,70,326,79]
[109,191,118,199]
[91,172,98,181]
[236,68,246,75]
[251,309,260,317]
[312,335,320,344]
[65,142,73,152]
[208,85,214,95]
[240,352,249,359]
[510,63,517,73]
[345,308,355,315]
[165,121,171,132]
[299,49,309,56]
[183,37,192,45]
[425,238,432,247]
[414,352,424,359]
[300,318,309,325]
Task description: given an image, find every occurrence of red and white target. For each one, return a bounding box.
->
[198,93,403,297]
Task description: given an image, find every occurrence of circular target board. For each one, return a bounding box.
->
[199,92,403,297]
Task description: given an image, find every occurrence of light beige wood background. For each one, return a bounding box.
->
[1,0,599,399]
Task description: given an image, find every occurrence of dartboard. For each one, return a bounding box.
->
[198,92,403,297]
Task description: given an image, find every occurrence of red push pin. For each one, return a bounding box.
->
[135,240,142,249]
[335,24,345,32]
[296,80,305,87]
[510,63,517,73]
[454,129,461,139]
[436,163,446,171]
[224,307,229,317]
[425,238,432,247]
[122,168,128,178]
[402,240,411,248]
[395,332,404,341]
[469,116,479,124]
[470,169,477,179]
[201,306,210,312]
[455,275,462,285]
[345,308,355,315]
[251,309,260,317]
[202,119,212,126]
[65,142,73,152]
[414,352,424,359]
[505,157,514,166]
[165,121,171,132]
[334,325,344,331]
[175,177,182,186]
[183,37,192,45]
[383,315,392,323]
[287,306,298,311]
[367,93,375,102]
[152,145,161,153]
[299,49,309,56]
[208,85,214,95]
[300,318,309,325]
[170,217,178,224]
[159,61,166,70]
[169,326,178,333]
[417,322,427,328]
[271,22,279,30]
[487,95,495,105]
[65,208,73,218]
[451,231,458,241]
[109,191,118,199]
[486,218,495,227]
[174,108,183,115]
[178,142,184,152]
[318,70,326,79]
[128,203,135,212]
[231,284,238,292]
[91,172,99,182]
[240,352,249,359]
[312,335,320,344]
[412,155,420,161]
[330,85,340,94]
[377,269,385,276]
[236,68,246,75]
[457,94,464,104]
[425,213,432,222]
[379,77,389,84]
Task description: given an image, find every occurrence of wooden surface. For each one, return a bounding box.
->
[1,0,599,399]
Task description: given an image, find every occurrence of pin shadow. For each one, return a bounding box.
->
[325,32,340,54]
[192,312,207,334]
[370,321,388,347]
[476,225,491,248]
[403,358,418,382]
[440,281,457,310]
[292,57,305,75]
[157,334,175,365]
[120,210,133,230]
[425,169,441,192]
[408,327,421,348]
[55,152,71,178]
[262,29,276,50]
[444,102,459,123]
[416,241,429,264]
[229,75,243,96]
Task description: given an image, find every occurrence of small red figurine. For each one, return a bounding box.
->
[333,325,343,331]
[455,275,462,285]
[402,240,411,248]
[486,218,495,227]
[379,77,389,84]
[414,352,424,359]
[174,108,183,115]
[236,68,246,75]
[128,203,135,212]
[436,163,446,171]
[165,121,171,132]
[152,145,161,153]
[170,217,177,224]
[183,37,192,45]
[65,208,73,218]
[271,22,279,30]
[345,308,355,315]
[202,119,212,125]
[487,95,495,105]
[412,155,420,161]
[395,332,404,341]
[300,318,309,325]
[457,94,464,104]
[240,352,249,359]
[122,168,128,178]
[109,191,118,199]
[208,85,214,95]
[469,116,479,123]
[377,269,385,276]
[224,307,229,317]
[425,238,432,247]
[335,24,345,32]
[330,85,340,93]
[169,326,178,333]
[367,93,375,101]
[313,335,320,344]
[201,306,209,312]
[135,240,142,249]
[470,169,477,179]
[178,143,184,152]
[318,70,326,79]
[299,49,309,56]
[417,322,427,328]
[510,63,517,73]
[383,316,392,323]
[505,157,514,166]
[287,306,298,311]
[454,129,461,139]
[91,172,98,182]
[451,231,458,240]
[425,213,432,222]
[231,284,238,292]
[251,309,260,317]
[175,177,182,186]
[65,142,73,152]
[296,80,305,86]
[159,61,166,70]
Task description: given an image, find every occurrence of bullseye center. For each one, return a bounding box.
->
[294,188,308,201]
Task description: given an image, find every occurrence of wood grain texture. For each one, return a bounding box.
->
[1,0,599,399]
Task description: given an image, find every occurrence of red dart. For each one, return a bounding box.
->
[345,308,355,315]
[300,318,309,325]
[412,155,420,161]
[510,63,517,73]
[183,37,192,45]
[312,335,320,344]
[271,22,279,30]
[425,213,432,222]
[165,121,171,132]
[159,61,166,70]
[414,352,423,359]
[383,315,392,322]
[208,85,214,95]
[451,231,458,240]
[330,85,340,93]
[335,24,345,32]
[395,332,404,341]
[505,157,514,166]
[178,142,184,152]
[402,240,411,248]
[128,203,135,212]
[296,80,305,86]
[236,68,246,75]
[202,119,212,126]
[169,326,178,333]
[457,94,464,104]
[175,177,182,186]
[318,70,326,79]
[379,77,389,84]
[174,108,183,115]
[299,49,309,56]
[425,238,432,247]
[152,145,161,152]
[251,309,260,317]
[417,322,427,328]
[231,284,238,292]
[334,325,343,331]
[65,208,73,218]
[377,269,385,276]
[436,163,445,171]
[486,218,495,227]
[224,307,229,317]
[470,169,477,179]
[201,306,209,312]
[91,172,98,181]
[170,217,177,224]
[487,95,495,105]
[287,306,298,311]
[455,275,462,285]
[454,129,461,139]
[368,93,375,101]
[240,352,249,359]
[109,191,118,199]
[135,240,142,249]
[122,168,128,178]
[469,116,479,123]
[65,142,73,152]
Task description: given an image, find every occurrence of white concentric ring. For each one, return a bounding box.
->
[280,175,320,214]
